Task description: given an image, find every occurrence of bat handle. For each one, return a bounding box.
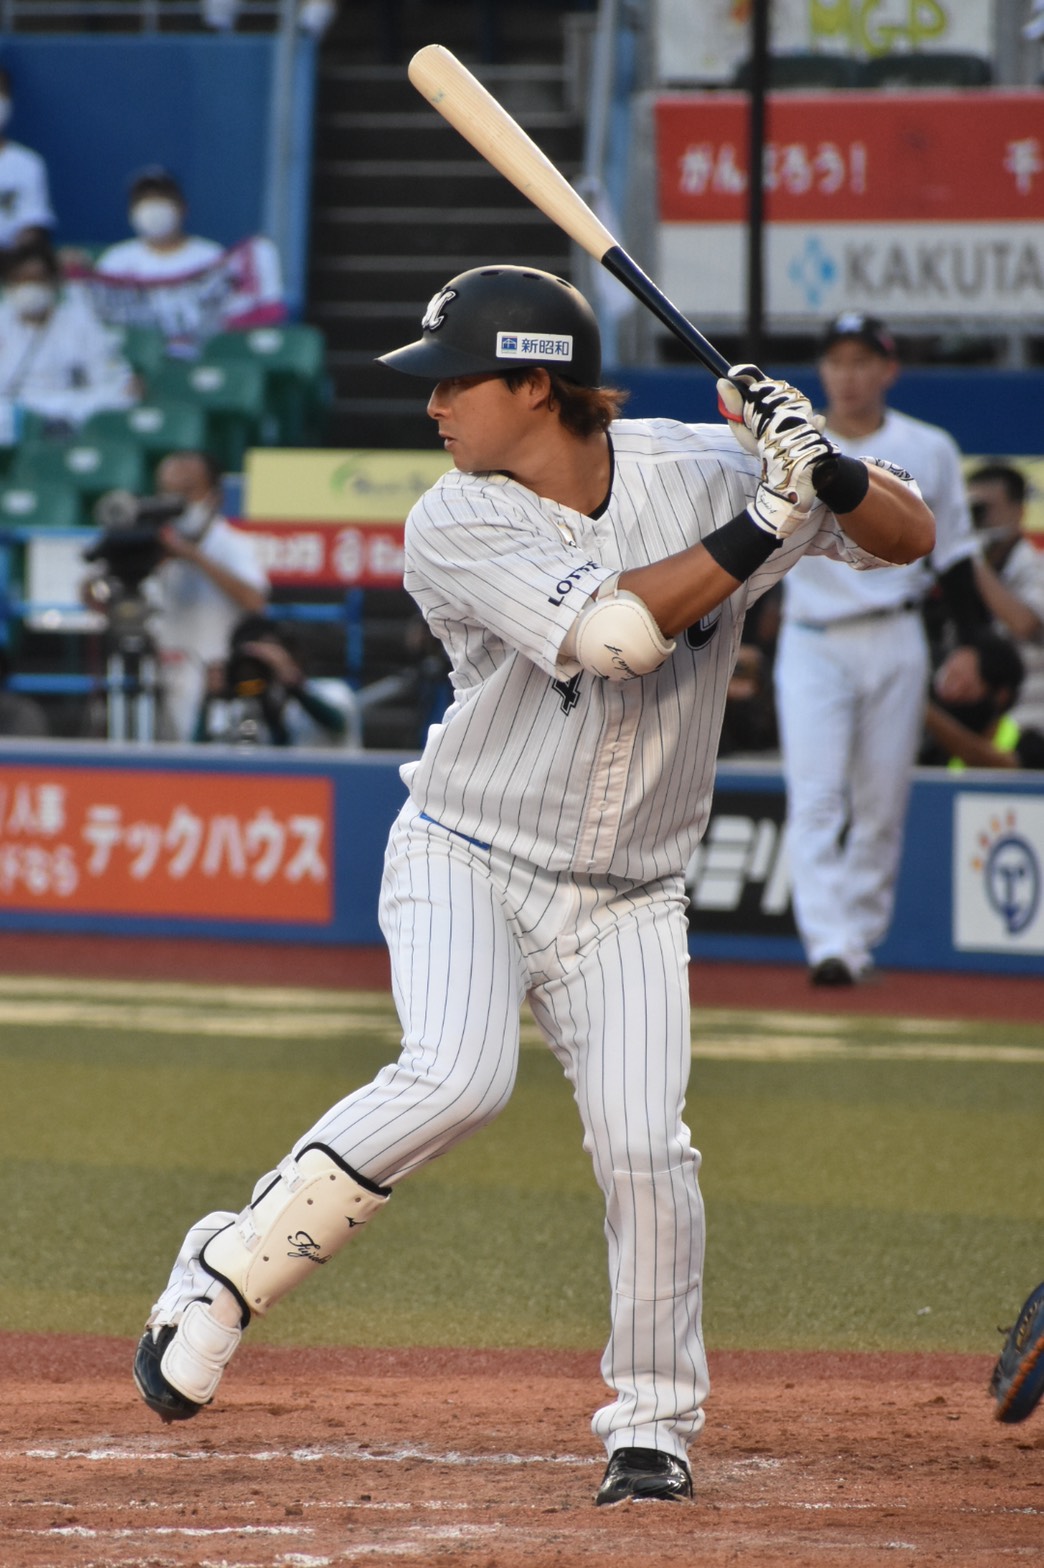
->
[601,247,732,381]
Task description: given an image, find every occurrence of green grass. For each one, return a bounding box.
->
[1,977,1041,1354]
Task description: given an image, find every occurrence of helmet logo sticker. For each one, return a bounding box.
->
[422,288,457,331]
[496,332,574,363]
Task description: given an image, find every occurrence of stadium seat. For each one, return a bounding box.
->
[0,478,85,530]
[858,51,993,88]
[113,324,171,381]
[147,358,268,471]
[11,436,149,515]
[202,325,330,445]
[82,399,210,477]
[731,52,863,89]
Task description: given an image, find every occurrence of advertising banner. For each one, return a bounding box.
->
[243,449,451,523]
[653,0,994,86]
[953,792,1044,955]
[0,765,332,923]
[233,519,407,589]
[654,91,1044,322]
[236,448,452,588]
[685,788,796,936]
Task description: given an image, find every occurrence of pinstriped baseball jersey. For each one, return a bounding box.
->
[402,416,892,880]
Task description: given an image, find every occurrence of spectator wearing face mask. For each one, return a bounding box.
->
[92,166,284,354]
[0,65,55,260]
[0,237,136,440]
[95,167,224,285]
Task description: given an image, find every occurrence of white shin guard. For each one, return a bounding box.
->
[201,1144,391,1319]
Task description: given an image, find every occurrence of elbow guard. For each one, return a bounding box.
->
[572,579,676,682]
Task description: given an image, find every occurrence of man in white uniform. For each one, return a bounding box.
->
[131,269,934,1503]
[774,313,981,986]
[146,450,269,740]
[966,462,1044,735]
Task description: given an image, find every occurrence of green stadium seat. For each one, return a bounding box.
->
[202,325,329,445]
[147,359,268,471]
[82,399,210,477]
[12,436,149,513]
[0,478,85,530]
[112,324,171,381]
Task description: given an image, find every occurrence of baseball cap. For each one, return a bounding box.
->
[819,312,897,358]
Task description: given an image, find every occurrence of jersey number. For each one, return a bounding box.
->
[552,673,582,713]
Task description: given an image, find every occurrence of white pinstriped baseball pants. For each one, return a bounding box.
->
[297,803,709,1461]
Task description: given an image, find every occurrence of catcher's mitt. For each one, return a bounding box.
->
[990,1280,1044,1424]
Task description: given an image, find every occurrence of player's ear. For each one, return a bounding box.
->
[515,366,553,409]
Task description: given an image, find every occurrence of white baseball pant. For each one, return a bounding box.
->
[774,609,929,971]
[298,803,709,1461]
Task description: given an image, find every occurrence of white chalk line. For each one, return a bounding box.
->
[18,1439,598,1467]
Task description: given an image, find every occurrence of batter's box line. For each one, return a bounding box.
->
[19,1440,600,1467]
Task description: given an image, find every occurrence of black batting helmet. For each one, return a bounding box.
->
[377,265,601,387]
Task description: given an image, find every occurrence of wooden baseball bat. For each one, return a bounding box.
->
[407,43,732,380]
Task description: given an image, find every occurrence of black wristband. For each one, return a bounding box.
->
[812,453,869,514]
[701,510,780,582]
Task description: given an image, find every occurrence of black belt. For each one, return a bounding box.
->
[794,599,921,632]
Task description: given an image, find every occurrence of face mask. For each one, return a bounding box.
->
[8,281,57,320]
[130,199,182,241]
[0,97,11,132]
[173,500,215,541]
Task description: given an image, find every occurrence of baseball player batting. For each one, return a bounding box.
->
[133,266,934,1506]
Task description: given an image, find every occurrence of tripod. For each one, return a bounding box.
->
[102,588,161,744]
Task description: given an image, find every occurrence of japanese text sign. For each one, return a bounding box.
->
[0,766,333,924]
[654,91,1044,322]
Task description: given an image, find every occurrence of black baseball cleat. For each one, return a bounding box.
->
[809,956,854,987]
[595,1447,693,1505]
[133,1326,205,1423]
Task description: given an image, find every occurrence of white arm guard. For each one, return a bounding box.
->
[568,576,676,682]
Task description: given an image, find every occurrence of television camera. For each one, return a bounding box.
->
[81,488,186,742]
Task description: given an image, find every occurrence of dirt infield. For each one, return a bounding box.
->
[4,934,1043,1564]
[3,1334,1042,1567]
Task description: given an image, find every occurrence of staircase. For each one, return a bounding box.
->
[305,3,590,450]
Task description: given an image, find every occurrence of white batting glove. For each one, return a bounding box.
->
[717,364,839,537]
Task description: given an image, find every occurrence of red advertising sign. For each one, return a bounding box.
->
[656,91,1044,223]
[233,519,405,588]
[0,767,333,923]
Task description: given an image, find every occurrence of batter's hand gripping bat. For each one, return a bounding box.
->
[407,43,733,382]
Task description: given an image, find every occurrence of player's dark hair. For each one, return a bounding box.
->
[967,462,1027,506]
[974,629,1025,700]
[502,368,628,437]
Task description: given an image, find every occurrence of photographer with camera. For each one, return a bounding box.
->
[84,449,268,741]
[196,615,360,748]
